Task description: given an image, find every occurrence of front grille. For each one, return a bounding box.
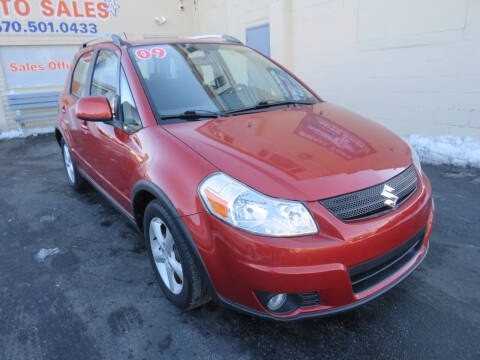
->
[319,166,418,221]
[300,291,321,307]
[348,228,426,294]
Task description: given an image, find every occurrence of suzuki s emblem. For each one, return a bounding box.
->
[381,185,399,208]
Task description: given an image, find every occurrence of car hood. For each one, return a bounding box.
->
[162,102,413,201]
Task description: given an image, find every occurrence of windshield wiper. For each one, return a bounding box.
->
[224,100,316,115]
[160,110,226,121]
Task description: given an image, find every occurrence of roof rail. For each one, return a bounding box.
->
[82,34,126,48]
[186,34,243,44]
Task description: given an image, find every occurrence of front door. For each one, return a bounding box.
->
[83,48,144,212]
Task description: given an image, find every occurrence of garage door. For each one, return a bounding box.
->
[246,24,271,57]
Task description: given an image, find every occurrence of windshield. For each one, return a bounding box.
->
[129,43,319,118]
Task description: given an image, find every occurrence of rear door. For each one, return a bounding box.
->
[60,50,94,170]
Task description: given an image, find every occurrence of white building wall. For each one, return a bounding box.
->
[2,0,478,140]
[194,0,480,139]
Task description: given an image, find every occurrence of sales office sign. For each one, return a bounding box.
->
[0,0,120,35]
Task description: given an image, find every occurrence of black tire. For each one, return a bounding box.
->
[61,138,86,191]
[143,200,210,310]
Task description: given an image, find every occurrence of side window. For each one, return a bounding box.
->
[71,51,93,97]
[120,68,142,133]
[90,50,119,101]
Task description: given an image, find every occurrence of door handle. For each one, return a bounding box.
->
[60,104,70,126]
[81,121,89,133]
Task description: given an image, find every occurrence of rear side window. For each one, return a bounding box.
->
[90,50,119,101]
[70,51,93,97]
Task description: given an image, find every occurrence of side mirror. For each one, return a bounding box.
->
[75,96,113,122]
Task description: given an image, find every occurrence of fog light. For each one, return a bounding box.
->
[267,293,287,311]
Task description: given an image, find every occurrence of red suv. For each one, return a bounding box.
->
[56,34,434,320]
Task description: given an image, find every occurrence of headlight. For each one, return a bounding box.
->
[408,143,422,174]
[198,173,318,237]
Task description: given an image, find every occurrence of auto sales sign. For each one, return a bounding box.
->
[0,0,120,35]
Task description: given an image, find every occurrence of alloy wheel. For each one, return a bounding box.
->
[149,217,184,294]
[63,144,75,184]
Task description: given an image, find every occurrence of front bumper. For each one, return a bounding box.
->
[220,241,429,321]
[183,173,434,320]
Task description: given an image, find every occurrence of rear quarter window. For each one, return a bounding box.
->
[71,51,93,98]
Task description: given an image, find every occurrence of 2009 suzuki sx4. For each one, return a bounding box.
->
[56,34,434,320]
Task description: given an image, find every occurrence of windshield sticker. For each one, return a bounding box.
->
[135,48,167,60]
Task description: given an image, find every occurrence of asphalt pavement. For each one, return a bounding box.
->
[0,134,479,360]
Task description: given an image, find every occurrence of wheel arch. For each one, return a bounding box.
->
[55,126,64,147]
[55,125,73,149]
[131,180,179,231]
[131,180,219,300]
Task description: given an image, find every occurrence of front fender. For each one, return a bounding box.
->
[133,126,217,218]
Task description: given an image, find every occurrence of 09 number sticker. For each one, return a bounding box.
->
[135,48,167,60]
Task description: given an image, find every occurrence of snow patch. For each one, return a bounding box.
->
[0,127,54,140]
[0,129,23,140]
[24,126,55,137]
[404,135,480,168]
[35,248,60,262]
[39,215,56,223]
